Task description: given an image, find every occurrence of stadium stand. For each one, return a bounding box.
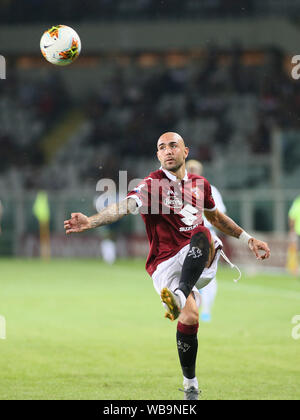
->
[0,2,299,262]
[2,0,300,23]
[0,44,299,192]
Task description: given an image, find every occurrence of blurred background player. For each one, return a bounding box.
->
[100,236,117,265]
[287,195,300,275]
[0,199,3,235]
[95,194,117,265]
[32,191,51,260]
[186,159,226,322]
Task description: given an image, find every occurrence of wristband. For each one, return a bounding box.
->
[239,231,252,245]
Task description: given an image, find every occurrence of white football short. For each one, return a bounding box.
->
[152,237,222,308]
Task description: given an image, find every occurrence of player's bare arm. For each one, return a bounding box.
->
[204,208,270,260]
[64,198,137,234]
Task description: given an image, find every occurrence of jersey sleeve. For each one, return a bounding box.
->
[211,185,226,213]
[203,178,216,211]
[126,176,153,215]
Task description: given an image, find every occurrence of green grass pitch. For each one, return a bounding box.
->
[0,258,299,400]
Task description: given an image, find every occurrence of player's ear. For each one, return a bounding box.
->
[184,147,189,159]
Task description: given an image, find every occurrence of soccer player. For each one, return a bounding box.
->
[0,199,3,235]
[64,132,270,400]
[287,195,300,275]
[186,159,226,322]
[94,195,117,265]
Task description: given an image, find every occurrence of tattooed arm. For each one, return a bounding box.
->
[64,198,138,234]
[204,209,270,260]
[204,209,243,238]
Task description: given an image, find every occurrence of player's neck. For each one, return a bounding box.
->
[168,165,186,181]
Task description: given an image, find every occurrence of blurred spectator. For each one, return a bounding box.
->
[249,116,271,154]
[2,44,300,191]
[1,0,299,23]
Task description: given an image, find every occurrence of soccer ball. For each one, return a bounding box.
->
[40,25,81,66]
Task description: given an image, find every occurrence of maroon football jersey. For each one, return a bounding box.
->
[127,168,216,276]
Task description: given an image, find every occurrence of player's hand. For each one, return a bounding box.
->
[249,238,270,260]
[64,213,91,234]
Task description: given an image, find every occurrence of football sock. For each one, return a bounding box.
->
[177,231,210,299]
[183,376,198,390]
[177,322,199,380]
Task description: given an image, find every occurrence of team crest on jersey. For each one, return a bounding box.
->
[164,189,183,209]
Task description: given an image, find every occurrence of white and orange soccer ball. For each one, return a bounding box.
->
[40,25,81,66]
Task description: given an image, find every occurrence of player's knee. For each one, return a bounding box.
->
[179,307,199,325]
[180,313,199,325]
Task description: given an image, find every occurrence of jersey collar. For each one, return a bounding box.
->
[160,167,189,182]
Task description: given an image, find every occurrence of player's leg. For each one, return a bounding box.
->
[200,277,218,322]
[177,293,200,400]
[177,226,213,305]
[161,226,212,319]
[152,254,201,399]
[101,239,116,264]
